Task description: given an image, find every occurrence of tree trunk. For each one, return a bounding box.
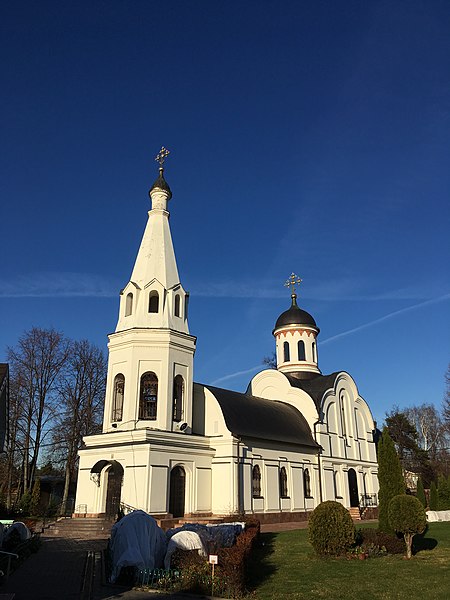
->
[405,533,413,559]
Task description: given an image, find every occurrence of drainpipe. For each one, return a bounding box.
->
[313,421,324,504]
[236,437,243,515]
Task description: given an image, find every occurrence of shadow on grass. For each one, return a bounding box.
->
[413,526,438,553]
[246,532,277,592]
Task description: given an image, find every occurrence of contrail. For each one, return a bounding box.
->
[211,292,450,384]
[211,364,263,385]
[321,293,450,346]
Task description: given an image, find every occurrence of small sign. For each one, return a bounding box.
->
[209,554,218,565]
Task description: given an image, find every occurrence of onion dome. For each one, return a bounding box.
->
[149,167,172,200]
[274,293,318,331]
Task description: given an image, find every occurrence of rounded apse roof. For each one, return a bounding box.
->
[274,294,318,330]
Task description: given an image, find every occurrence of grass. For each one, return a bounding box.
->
[246,522,450,599]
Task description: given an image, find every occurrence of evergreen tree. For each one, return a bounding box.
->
[416,476,426,508]
[429,481,438,510]
[437,474,450,510]
[377,428,405,533]
[30,478,41,515]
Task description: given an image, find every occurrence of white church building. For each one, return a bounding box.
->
[74,153,379,523]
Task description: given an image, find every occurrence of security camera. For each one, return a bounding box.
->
[177,422,188,432]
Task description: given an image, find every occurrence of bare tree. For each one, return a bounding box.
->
[53,340,106,515]
[7,328,70,494]
[1,372,26,507]
[405,404,446,460]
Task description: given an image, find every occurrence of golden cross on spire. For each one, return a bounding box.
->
[155,146,170,167]
[285,272,302,295]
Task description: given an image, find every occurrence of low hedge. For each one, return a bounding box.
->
[356,527,405,554]
[171,520,260,598]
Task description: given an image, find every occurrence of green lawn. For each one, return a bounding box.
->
[246,522,450,599]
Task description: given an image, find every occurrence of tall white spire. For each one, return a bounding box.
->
[115,148,190,334]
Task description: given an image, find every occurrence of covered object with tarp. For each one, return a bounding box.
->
[109,511,167,583]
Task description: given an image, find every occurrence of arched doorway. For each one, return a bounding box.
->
[347,468,359,508]
[169,466,186,518]
[91,460,123,518]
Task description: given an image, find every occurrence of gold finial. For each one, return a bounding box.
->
[155,146,170,167]
[284,272,302,295]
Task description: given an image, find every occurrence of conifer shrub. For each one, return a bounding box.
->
[437,475,450,510]
[377,429,405,534]
[388,494,426,559]
[416,477,426,508]
[308,501,355,556]
[429,481,438,510]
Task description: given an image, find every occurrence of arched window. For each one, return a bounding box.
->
[172,375,184,422]
[283,341,290,362]
[252,465,261,498]
[174,294,181,317]
[125,293,133,316]
[139,372,158,420]
[148,291,159,313]
[312,341,316,362]
[112,374,124,422]
[279,466,288,498]
[303,468,311,497]
[297,340,306,361]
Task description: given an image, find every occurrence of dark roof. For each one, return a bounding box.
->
[285,372,340,411]
[149,168,172,200]
[203,384,319,449]
[274,294,318,330]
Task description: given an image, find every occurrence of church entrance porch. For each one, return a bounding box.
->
[86,459,124,518]
[169,465,186,518]
[347,468,359,508]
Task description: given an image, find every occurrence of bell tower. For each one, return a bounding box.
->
[103,148,196,433]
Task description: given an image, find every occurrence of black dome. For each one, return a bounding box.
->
[274,294,318,330]
[149,168,172,200]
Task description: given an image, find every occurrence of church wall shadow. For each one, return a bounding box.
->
[245,532,277,592]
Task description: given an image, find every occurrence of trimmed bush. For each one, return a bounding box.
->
[388,494,426,559]
[308,501,355,557]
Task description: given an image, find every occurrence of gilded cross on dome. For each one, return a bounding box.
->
[285,273,302,295]
[155,146,170,167]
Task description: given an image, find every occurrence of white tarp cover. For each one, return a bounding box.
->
[3,522,31,543]
[164,530,207,569]
[164,522,245,568]
[426,510,450,522]
[109,510,167,583]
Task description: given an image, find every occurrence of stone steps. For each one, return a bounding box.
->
[44,518,113,539]
[348,507,361,521]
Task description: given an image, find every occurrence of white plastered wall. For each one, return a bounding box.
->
[317,372,379,506]
[75,429,214,516]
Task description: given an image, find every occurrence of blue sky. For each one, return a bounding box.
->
[1,1,449,425]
